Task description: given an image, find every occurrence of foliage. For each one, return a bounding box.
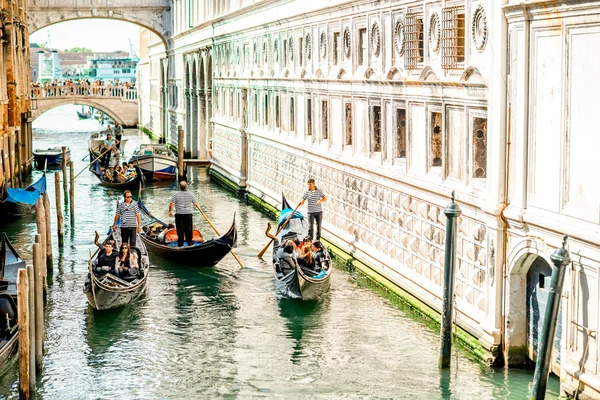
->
[31,42,40,48]
[64,47,92,53]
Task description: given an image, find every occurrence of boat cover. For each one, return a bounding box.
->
[4,174,46,205]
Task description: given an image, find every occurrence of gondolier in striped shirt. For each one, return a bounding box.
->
[300,178,327,241]
[168,181,202,247]
[112,190,142,247]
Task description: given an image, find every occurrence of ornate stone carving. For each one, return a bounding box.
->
[253,40,258,64]
[288,34,294,62]
[371,21,380,57]
[429,12,440,54]
[262,38,268,63]
[472,4,488,52]
[305,32,312,61]
[273,38,279,62]
[394,17,404,56]
[343,26,351,59]
[319,30,327,60]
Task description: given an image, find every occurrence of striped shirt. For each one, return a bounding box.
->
[116,201,140,228]
[170,191,197,215]
[302,188,325,213]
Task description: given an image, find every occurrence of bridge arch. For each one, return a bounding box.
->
[32,98,136,127]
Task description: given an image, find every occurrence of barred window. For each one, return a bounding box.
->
[442,7,466,69]
[404,13,424,69]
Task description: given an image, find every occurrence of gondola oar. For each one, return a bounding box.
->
[257,200,302,258]
[196,206,244,269]
[73,143,118,180]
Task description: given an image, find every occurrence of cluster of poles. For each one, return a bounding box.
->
[15,148,76,399]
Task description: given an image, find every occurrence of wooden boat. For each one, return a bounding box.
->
[33,146,70,169]
[77,110,93,119]
[89,160,142,190]
[0,233,25,369]
[83,228,150,311]
[0,174,46,219]
[138,200,237,266]
[129,144,177,182]
[271,194,332,300]
[88,131,129,159]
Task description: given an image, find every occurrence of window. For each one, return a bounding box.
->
[299,37,303,66]
[275,95,280,128]
[322,100,328,139]
[442,7,466,69]
[396,109,406,158]
[264,93,269,126]
[283,39,287,67]
[306,98,312,135]
[290,97,295,131]
[472,117,487,178]
[405,13,424,69]
[254,93,258,123]
[430,111,443,167]
[371,105,382,152]
[333,32,340,66]
[345,103,353,145]
[230,90,234,117]
[358,28,367,65]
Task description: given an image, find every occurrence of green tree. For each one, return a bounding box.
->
[64,47,92,53]
[30,42,40,48]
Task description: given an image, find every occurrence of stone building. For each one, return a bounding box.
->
[0,0,33,188]
[137,0,600,397]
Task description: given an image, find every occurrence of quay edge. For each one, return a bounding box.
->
[207,166,498,366]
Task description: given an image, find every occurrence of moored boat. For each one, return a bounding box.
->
[89,160,142,190]
[138,200,237,266]
[0,233,25,370]
[0,174,47,219]
[271,194,332,300]
[83,228,150,311]
[33,147,70,169]
[129,144,177,182]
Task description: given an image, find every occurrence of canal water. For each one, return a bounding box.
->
[0,105,559,399]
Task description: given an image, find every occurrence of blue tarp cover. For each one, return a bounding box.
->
[5,175,46,205]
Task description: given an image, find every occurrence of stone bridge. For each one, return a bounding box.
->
[27,0,172,47]
[31,85,139,126]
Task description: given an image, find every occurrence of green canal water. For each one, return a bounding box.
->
[0,105,560,399]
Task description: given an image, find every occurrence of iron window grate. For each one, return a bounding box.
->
[442,6,466,69]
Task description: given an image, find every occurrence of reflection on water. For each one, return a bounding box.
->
[0,105,561,399]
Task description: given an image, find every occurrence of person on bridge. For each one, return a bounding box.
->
[112,190,142,247]
[300,178,327,241]
[113,122,123,150]
[168,181,203,247]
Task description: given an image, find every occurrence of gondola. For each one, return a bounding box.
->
[0,233,25,370]
[83,228,150,311]
[129,144,177,182]
[77,110,93,119]
[88,131,129,159]
[33,146,70,169]
[138,200,237,266]
[271,193,332,300]
[0,173,46,219]
[89,160,142,190]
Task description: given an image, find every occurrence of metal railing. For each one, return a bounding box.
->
[30,84,138,101]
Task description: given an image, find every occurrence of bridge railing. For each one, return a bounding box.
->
[30,84,138,101]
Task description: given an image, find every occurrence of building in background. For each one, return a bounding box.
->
[134,1,600,397]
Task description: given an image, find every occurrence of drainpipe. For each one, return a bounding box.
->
[530,236,571,399]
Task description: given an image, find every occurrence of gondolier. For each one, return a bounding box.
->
[300,178,327,240]
[113,122,123,150]
[168,181,203,247]
[112,190,142,247]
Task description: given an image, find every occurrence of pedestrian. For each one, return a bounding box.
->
[168,181,202,247]
[300,178,327,240]
[113,122,123,150]
[112,190,142,247]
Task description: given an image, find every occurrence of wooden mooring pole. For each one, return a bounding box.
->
[17,268,30,400]
[61,146,68,204]
[26,264,36,392]
[35,198,47,287]
[54,172,64,247]
[43,191,53,271]
[177,125,185,181]
[33,236,44,372]
[69,161,75,226]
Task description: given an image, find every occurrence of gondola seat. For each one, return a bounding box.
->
[0,294,17,337]
[164,229,204,244]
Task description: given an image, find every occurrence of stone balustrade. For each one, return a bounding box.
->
[30,84,138,101]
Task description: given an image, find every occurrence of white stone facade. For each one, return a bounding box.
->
[137,0,600,397]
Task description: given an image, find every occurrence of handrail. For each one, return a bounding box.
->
[30,84,138,101]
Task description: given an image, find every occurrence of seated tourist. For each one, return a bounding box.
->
[94,241,118,276]
[127,162,137,177]
[277,240,298,275]
[312,240,330,272]
[94,231,115,251]
[157,223,176,242]
[297,237,314,268]
[115,243,139,280]
[114,167,127,183]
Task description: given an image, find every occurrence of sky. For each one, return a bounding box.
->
[30,19,140,54]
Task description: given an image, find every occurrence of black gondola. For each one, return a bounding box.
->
[83,228,150,311]
[0,233,24,370]
[138,200,237,266]
[89,160,142,190]
[0,174,47,219]
[271,193,332,300]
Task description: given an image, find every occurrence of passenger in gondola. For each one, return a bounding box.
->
[127,161,137,177]
[94,231,115,252]
[157,223,176,243]
[115,243,139,280]
[312,240,330,272]
[277,240,299,275]
[94,241,118,276]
